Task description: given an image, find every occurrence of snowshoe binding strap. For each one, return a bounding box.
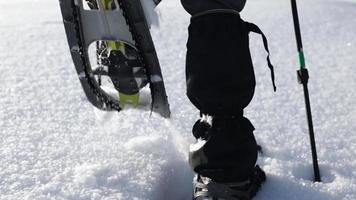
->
[246,22,277,92]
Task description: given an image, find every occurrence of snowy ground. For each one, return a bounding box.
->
[1,0,356,199]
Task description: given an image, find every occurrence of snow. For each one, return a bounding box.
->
[1,0,356,199]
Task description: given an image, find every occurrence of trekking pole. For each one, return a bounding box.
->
[290,0,321,182]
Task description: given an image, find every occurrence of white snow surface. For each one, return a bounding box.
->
[1,0,356,199]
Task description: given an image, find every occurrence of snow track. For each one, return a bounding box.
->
[1,0,356,199]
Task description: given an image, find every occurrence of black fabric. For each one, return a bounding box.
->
[246,22,277,91]
[192,119,212,139]
[186,11,276,183]
[186,12,256,116]
[181,0,246,15]
[189,116,258,182]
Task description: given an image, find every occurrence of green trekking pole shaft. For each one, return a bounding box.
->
[291,0,321,182]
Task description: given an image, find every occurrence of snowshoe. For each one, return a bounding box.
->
[59,0,170,117]
[193,165,266,200]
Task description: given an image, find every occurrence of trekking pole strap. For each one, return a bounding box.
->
[246,22,277,92]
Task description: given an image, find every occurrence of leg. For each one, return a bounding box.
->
[185,11,265,199]
[189,115,258,182]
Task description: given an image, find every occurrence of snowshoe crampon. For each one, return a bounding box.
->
[59,0,170,118]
